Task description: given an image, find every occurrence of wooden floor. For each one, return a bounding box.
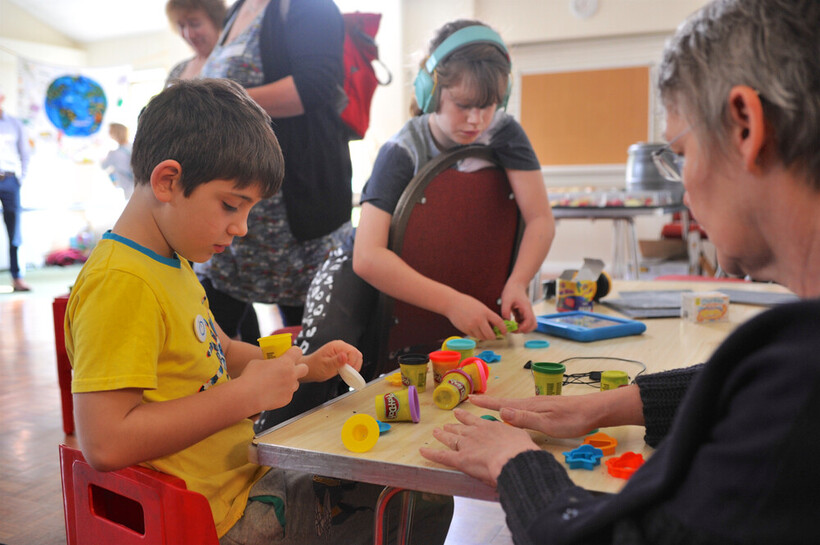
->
[0,265,511,545]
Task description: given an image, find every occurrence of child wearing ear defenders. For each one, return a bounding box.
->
[255,19,555,432]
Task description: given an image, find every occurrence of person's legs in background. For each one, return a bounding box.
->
[277,304,304,327]
[0,174,29,292]
[200,276,260,342]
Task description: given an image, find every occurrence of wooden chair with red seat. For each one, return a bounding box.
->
[59,444,219,545]
[363,145,524,380]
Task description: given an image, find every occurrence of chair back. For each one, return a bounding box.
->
[59,444,219,545]
[53,295,74,435]
[366,145,522,378]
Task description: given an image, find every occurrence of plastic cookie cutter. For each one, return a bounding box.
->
[605,451,645,479]
[385,372,403,387]
[377,420,391,434]
[477,350,501,363]
[562,444,604,470]
[582,432,618,456]
[524,339,550,349]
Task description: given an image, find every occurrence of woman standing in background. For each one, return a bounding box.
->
[165,0,226,83]
[197,0,353,341]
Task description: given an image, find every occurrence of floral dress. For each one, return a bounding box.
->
[199,8,351,306]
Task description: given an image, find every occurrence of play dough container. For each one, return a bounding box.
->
[600,370,629,391]
[375,386,420,422]
[532,361,565,395]
[458,357,489,393]
[443,337,476,361]
[429,350,461,384]
[398,353,429,392]
[433,369,473,410]
[258,333,293,359]
[341,414,380,453]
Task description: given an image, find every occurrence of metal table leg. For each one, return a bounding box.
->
[373,486,415,545]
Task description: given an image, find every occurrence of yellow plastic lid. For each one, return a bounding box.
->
[341,413,380,453]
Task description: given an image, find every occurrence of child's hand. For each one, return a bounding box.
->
[445,293,506,340]
[240,346,308,412]
[501,282,537,333]
[303,340,363,383]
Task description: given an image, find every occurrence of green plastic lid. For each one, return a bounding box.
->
[532,362,566,375]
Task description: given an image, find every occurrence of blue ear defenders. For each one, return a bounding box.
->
[414,25,512,114]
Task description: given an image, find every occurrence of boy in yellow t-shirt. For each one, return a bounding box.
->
[66,79,453,543]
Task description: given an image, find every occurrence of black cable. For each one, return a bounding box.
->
[557,356,647,388]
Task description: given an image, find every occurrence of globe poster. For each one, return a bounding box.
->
[44,75,108,137]
[17,59,129,153]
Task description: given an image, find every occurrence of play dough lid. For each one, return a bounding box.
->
[339,363,366,390]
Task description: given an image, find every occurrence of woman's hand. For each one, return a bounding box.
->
[419,408,540,487]
[302,340,363,382]
[469,385,645,438]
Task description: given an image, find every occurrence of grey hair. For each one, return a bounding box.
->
[657,0,820,189]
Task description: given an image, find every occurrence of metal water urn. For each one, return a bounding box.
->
[625,142,684,201]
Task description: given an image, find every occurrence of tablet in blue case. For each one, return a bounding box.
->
[536,311,646,342]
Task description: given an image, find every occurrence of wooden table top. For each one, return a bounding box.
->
[251,280,793,501]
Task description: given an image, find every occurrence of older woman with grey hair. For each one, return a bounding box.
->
[421,1,820,543]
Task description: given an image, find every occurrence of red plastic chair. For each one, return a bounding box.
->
[366,145,523,379]
[59,444,219,545]
[53,295,74,435]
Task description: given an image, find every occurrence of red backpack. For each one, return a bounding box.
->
[340,12,392,140]
[278,1,392,140]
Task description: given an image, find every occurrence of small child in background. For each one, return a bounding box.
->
[255,19,556,431]
[101,122,134,199]
[66,79,451,544]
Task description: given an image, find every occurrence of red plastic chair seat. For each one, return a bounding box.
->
[60,444,219,545]
[53,295,74,435]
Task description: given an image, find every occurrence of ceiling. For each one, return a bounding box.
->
[7,0,173,44]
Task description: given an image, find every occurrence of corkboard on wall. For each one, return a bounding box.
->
[520,66,650,166]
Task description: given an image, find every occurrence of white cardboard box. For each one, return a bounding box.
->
[681,291,729,323]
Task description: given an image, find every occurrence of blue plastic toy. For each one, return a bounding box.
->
[562,444,604,470]
[477,350,501,363]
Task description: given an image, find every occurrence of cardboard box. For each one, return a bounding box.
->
[639,239,688,260]
[681,291,729,323]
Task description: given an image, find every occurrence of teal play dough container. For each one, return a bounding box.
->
[444,337,476,361]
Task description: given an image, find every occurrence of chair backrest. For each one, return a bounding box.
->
[365,145,523,378]
[59,444,219,545]
[53,295,74,435]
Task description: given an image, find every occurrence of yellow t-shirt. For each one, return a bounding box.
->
[66,233,267,537]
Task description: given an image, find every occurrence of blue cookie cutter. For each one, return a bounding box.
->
[477,350,501,363]
[562,444,604,470]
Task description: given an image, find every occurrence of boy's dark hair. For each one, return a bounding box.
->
[411,19,511,116]
[132,78,284,199]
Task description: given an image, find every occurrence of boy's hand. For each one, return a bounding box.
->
[240,346,308,412]
[445,293,507,341]
[302,340,363,382]
[501,282,536,333]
